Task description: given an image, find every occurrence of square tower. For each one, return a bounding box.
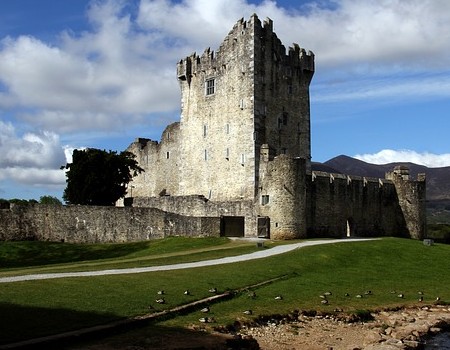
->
[176,14,315,201]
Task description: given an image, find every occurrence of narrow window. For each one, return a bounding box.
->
[226,147,230,160]
[206,78,215,95]
[203,124,207,137]
[204,149,208,161]
[226,123,230,134]
[241,153,245,165]
[283,112,288,125]
[261,195,270,205]
[166,151,170,159]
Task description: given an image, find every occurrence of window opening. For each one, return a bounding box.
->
[261,195,270,205]
[206,78,215,95]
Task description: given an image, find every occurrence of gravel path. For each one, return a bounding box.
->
[0,238,376,283]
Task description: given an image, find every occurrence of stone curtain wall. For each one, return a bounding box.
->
[0,204,220,243]
[132,195,257,237]
[306,172,409,238]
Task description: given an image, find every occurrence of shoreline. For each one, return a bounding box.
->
[235,304,450,349]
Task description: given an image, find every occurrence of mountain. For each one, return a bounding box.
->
[312,155,450,201]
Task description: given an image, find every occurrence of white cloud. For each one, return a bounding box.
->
[0,0,449,135]
[354,149,450,168]
[0,121,68,186]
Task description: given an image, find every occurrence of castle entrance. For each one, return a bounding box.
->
[220,216,245,237]
[257,216,270,238]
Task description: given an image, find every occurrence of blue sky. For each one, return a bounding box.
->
[1,0,449,200]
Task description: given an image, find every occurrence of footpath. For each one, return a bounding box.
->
[0,238,376,283]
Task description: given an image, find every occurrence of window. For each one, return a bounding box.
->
[204,149,208,161]
[226,148,230,159]
[261,195,270,205]
[203,124,207,137]
[206,78,215,95]
[166,151,170,159]
[226,123,230,134]
[282,112,288,125]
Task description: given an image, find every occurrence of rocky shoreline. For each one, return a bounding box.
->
[234,305,450,349]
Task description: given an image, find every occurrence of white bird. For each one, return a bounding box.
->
[157,290,165,295]
[200,307,210,313]
[323,291,332,296]
[398,294,404,298]
[356,294,363,298]
[243,310,253,315]
[156,298,165,304]
[274,295,283,300]
[208,287,217,293]
[184,290,190,295]
[321,299,329,305]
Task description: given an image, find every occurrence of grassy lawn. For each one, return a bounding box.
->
[0,237,268,276]
[0,237,449,345]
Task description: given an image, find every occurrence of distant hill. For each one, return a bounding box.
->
[311,155,450,201]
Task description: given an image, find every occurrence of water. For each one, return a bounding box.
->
[424,332,450,349]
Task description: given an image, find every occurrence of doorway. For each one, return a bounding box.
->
[220,216,245,237]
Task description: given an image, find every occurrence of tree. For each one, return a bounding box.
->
[39,196,63,205]
[62,149,143,206]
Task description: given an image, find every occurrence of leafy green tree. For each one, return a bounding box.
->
[62,149,143,206]
[39,196,63,205]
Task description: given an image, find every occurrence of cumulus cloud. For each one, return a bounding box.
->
[0,121,68,186]
[1,0,450,197]
[0,0,449,135]
[354,149,450,168]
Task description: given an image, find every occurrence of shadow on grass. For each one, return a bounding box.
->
[0,302,119,347]
[0,302,258,350]
[0,241,151,268]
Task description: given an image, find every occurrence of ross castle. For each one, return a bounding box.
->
[0,15,426,243]
[124,14,427,241]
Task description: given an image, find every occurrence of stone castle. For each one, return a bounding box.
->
[124,14,427,240]
[0,15,426,243]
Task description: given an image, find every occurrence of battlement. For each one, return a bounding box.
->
[177,14,314,84]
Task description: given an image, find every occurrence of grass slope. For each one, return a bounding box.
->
[0,237,448,345]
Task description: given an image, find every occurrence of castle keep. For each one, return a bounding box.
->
[125,14,426,241]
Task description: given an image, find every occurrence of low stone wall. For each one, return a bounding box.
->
[0,204,220,243]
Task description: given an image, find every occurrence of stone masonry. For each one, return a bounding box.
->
[0,15,426,243]
[124,14,426,241]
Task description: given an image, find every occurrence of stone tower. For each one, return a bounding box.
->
[176,14,314,201]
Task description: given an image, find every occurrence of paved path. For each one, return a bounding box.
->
[0,238,377,283]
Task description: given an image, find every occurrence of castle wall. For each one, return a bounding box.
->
[176,17,257,200]
[0,204,219,243]
[253,17,314,173]
[306,172,411,238]
[386,169,427,239]
[132,195,257,237]
[258,155,307,239]
[126,122,181,197]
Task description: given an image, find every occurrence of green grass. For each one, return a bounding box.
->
[0,236,231,268]
[0,237,449,345]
